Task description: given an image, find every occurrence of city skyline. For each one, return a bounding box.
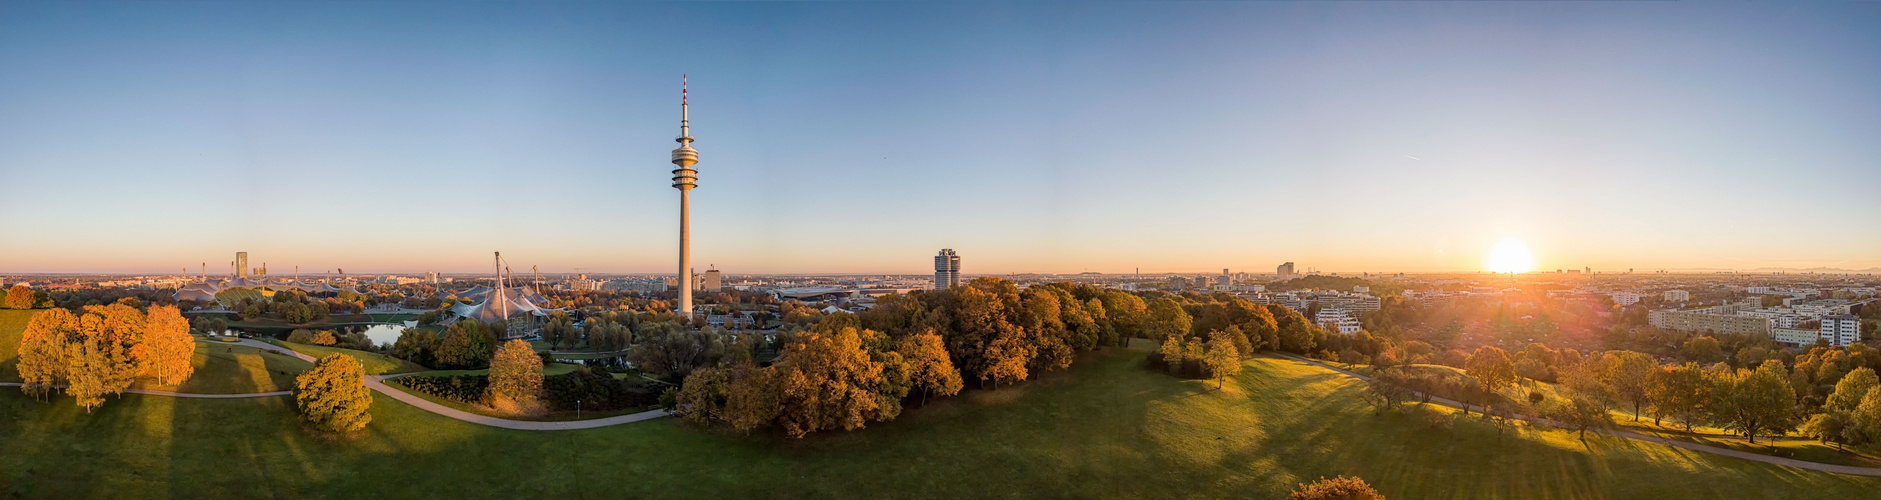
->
[3,2,1878,274]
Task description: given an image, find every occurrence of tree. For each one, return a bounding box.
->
[6,284,33,309]
[898,330,962,407]
[16,308,76,400]
[487,339,545,416]
[65,339,112,413]
[1204,334,1240,390]
[1711,360,1797,443]
[676,366,733,424]
[1600,351,1658,421]
[312,330,338,346]
[1803,410,1855,450]
[630,322,720,379]
[1849,389,1881,448]
[1683,336,1724,364]
[543,313,576,350]
[1291,476,1384,500]
[1158,334,1187,374]
[1465,346,1516,399]
[769,327,905,437]
[391,328,439,368]
[143,305,195,385]
[1826,368,1878,413]
[294,354,373,432]
[1143,297,1192,343]
[1550,395,1614,440]
[1647,363,1711,431]
[1363,370,1412,414]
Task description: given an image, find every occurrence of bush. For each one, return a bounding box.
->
[287,329,315,344]
[1291,476,1384,500]
[542,368,660,412]
[394,374,490,405]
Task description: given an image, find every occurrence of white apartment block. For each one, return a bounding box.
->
[1611,293,1643,306]
[1663,290,1690,302]
[1823,314,1862,347]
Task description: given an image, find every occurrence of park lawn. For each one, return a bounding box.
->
[129,343,314,394]
[0,309,35,381]
[381,379,655,422]
[6,346,1881,498]
[265,340,426,375]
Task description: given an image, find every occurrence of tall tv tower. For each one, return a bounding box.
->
[670,75,699,320]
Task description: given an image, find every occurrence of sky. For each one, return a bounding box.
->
[1,1,1878,275]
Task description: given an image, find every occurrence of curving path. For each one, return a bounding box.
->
[1277,353,1881,477]
[218,338,670,430]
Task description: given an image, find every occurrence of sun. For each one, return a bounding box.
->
[1485,238,1535,273]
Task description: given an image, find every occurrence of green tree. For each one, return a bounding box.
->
[391,328,439,368]
[436,323,472,368]
[487,339,545,416]
[1551,395,1614,440]
[1711,360,1798,443]
[294,354,373,432]
[1826,367,1878,413]
[1158,334,1186,374]
[1143,297,1192,343]
[1601,351,1659,421]
[1204,334,1240,390]
[543,313,576,350]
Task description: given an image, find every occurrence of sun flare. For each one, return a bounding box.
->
[1486,238,1535,273]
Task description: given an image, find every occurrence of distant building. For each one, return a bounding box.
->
[1649,308,1771,336]
[1611,293,1643,306]
[703,268,722,291]
[1276,262,1295,277]
[236,252,249,279]
[934,249,960,290]
[1663,290,1690,302]
[1771,328,1820,347]
[1823,314,1862,347]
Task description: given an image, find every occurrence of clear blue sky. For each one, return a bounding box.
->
[2,1,1877,275]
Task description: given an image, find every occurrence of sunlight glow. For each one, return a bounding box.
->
[1486,238,1535,273]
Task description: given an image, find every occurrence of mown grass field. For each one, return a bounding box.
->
[129,343,313,394]
[6,335,1881,498]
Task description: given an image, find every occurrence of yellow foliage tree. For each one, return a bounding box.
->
[486,339,544,416]
[770,327,902,437]
[294,354,373,432]
[144,305,196,385]
[5,284,32,309]
[16,308,77,400]
[898,330,963,407]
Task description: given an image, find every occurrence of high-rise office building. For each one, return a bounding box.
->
[1276,262,1295,277]
[236,252,248,279]
[703,268,722,291]
[934,249,961,290]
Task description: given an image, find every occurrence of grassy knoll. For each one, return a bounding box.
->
[5,345,1881,498]
[128,343,314,394]
[265,340,426,375]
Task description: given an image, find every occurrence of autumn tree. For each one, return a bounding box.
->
[15,308,75,401]
[1711,360,1797,443]
[66,339,112,412]
[898,330,962,406]
[1464,346,1516,400]
[768,327,906,437]
[1826,368,1878,413]
[1291,476,1384,500]
[6,284,33,309]
[487,339,545,416]
[1550,395,1614,440]
[294,354,373,433]
[1204,334,1240,390]
[1683,336,1724,364]
[1143,297,1192,343]
[676,366,733,424]
[143,305,196,385]
[312,330,338,346]
[543,312,577,350]
[1600,350,1658,421]
[1646,363,1711,431]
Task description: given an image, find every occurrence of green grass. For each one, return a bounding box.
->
[129,343,314,394]
[5,343,1881,497]
[0,309,34,381]
[264,340,427,375]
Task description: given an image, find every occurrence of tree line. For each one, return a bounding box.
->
[14,304,197,411]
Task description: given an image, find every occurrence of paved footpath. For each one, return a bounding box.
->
[224,338,670,431]
[5,338,668,431]
[1277,353,1881,477]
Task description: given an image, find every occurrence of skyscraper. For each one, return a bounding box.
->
[669,76,699,319]
[934,249,960,290]
[1277,262,1295,277]
[236,252,248,279]
[703,268,722,291]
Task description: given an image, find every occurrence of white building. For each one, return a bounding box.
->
[1611,293,1643,306]
[1823,314,1862,347]
[1315,309,1363,334]
[1663,290,1690,302]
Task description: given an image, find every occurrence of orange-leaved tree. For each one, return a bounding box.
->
[144,305,196,385]
[294,354,373,432]
[898,330,962,407]
[486,339,544,415]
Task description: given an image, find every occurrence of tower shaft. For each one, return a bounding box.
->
[669,75,699,321]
